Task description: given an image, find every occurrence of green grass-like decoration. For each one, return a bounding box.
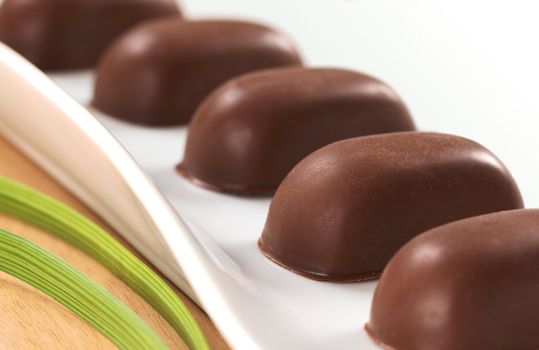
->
[0,176,209,350]
[0,228,169,349]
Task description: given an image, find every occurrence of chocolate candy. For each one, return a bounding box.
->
[259,132,523,281]
[0,0,180,71]
[91,18,302,126]
[366,209,539,350]
[179,67,415,194]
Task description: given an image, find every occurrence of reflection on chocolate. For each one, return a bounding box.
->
[0,0,180,71]
[259,132,523,282]
[91,18,302,126]
[367,209,539,350]
[179,67,415,195]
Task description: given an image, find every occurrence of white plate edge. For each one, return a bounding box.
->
[0,43,258,350]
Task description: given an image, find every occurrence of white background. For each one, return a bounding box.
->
[183,0,539,207]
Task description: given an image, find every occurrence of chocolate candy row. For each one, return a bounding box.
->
[1,2,536,349]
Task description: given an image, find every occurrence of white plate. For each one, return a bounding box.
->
[0,42,377,349]
[0,43,376,349]
[48,70,379,349]
[3,2,539,349]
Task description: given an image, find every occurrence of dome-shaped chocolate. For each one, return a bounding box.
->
[179,67,415,195]
[0,0,180,70]
[367,209,539,350]
[259,132,523,281]
[91,18,302,125]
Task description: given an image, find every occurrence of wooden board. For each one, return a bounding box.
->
[0,135,229,350]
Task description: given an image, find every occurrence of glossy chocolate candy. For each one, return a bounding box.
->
[259,132,523,282]
[0,0,180,70]
[179,67,415,195]
[91,18,302,126]
[366,209,539,350]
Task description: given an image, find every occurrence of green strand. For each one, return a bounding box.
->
[0,176,209,350]
[0,229,168,350]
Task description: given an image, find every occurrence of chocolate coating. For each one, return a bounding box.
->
[179,67,415,195]
[91,18,302,125]
[367,209,539,350]
[259,132,523,281]
[0,0,180,71]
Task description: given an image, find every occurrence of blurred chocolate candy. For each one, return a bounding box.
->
[92,18,302,125]
[367,209,539,350]
[0,0,180,70]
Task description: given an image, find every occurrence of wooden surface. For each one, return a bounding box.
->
[0,135,229,350]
